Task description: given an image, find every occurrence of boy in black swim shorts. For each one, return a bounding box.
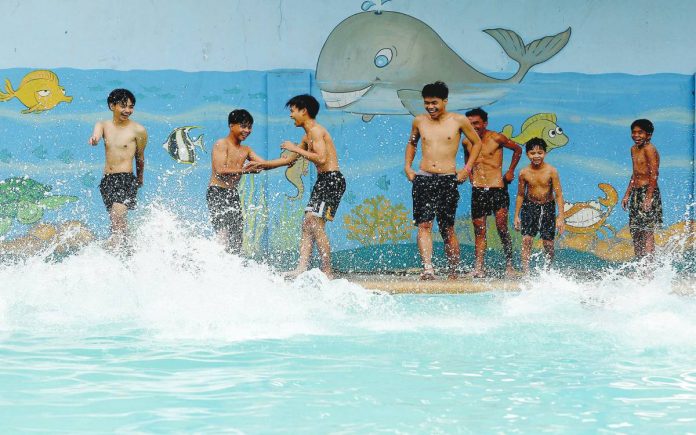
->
[514,138,565,273]
[89,89,148,249]
[621,119,662,260]
[248,95,345,279]
[207,109,265,254]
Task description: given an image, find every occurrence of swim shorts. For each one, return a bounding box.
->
[99,172,138,210]
[629,186,662,231]
[520,199,556,241]
[206,186,244,251]
[412,173,459,228]
[471,186,510,219]
[306,171,346,221]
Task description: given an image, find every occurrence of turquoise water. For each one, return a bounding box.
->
[1,209,696,433]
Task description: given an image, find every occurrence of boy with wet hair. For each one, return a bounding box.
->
[89,88,148,250]
[404,81,483,280]
[248,94,345,279]
[464,107,522,277]
[514,137,565,273]
[207,109,265,254]
[621,119,662,259]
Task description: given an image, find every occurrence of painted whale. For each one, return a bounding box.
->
[316,11,571,121]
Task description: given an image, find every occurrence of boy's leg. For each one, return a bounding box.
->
[107,203,128,247]
[311,215,334,278]
[521,235,533,273]
[287,212,315,277]
[542,239,555,269]
[417,221,435,279]
[440,225,460,279]
[494,207,515,275]
[472,217,487,277]
[630,227,646,258]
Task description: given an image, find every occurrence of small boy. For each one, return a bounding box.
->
[513,137,565,273]
[248,95,345,279]
[621,119,662,259]
[207,109,265,253]
[89,88,148,250]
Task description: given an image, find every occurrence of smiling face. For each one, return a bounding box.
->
[423,96,447,119]
[631,126,652,146]
[288,106,307,126]
[109,99,134,123]
[230,122,252,142]
[467,115,487,136]
[526,146,546,167]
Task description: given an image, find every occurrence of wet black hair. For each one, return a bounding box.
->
[107,88,135,108]
[630,119,654,134]
[286,94,319,119]
[228,109,254,126]
[465,107,488,122]
[525,137,547,152]
[421,81,448,99]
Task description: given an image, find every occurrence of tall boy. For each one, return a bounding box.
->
[513,138,565,273]
[621,119,662,259]
[207,109,265,253]
[463,108,522,277]
[89,89,148,249]
[404,81,482,280]
[249,94,345,279]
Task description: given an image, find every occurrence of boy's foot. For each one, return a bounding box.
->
[419,265,436,281]
[471,268,486,278]
[282,269,306,280]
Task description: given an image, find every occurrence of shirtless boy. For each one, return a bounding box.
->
[514,138,565,273]
[621,119,662,259]
[207,109,265,254]
[464,108,522,277]
[249,95,345,279]
[89,89,148,249]
[404,81,482,280]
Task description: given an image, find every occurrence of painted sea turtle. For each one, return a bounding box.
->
[0,176,77,235]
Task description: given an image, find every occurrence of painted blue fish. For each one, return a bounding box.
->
[162,126,205,164]
[316,11,571,121]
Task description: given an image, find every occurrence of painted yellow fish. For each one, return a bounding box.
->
[0,70,73,113]
[501,113,568,151]
[281,149,309,200]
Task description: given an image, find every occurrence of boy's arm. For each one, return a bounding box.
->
[621,148,635,210]
[135,127,148,187]
[459,116,482,182]
[552,168,565,235]
[88,121,103,146]
[513,172,526,231]
[248,148,300,170]
[283,129,327,165]
[404,120,420,182]
[643,145,660,211]
[499,135,523,183]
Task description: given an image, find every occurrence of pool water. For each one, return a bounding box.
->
[1,210,695,433]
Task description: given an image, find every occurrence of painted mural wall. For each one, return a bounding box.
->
[0,0,694,271]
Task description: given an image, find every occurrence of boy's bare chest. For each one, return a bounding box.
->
[104,127,136,151]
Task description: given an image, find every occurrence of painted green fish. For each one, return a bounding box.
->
[501,113,568,152]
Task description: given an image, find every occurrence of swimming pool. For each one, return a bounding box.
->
[1,214,695,432]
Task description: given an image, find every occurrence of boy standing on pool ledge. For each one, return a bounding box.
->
[207,109,265,254]
[513,137,565,273]
[404,81,483,280]
[248,94,346,279]
[89,88,148,250]
[621,119,662,260]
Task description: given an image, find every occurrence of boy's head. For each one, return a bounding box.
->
[286,94,319,120]
[465,107,488,135]
[630,119,653,146]
[228,109,253,127]
[525,137,547,153]
[107,88,135,109]
[421,81,448,118]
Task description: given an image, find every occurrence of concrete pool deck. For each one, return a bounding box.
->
[342,272,522,294]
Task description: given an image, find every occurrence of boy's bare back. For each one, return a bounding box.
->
[304,123,340,173]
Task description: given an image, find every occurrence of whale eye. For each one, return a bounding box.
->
[555,127,564,135]
[37,89,50,97]
[374,48,393,68]
[548,129,556,138]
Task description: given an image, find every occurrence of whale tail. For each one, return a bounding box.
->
[484,27,571,80]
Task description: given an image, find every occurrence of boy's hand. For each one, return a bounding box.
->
[514,216,521,231]
[246,162,266,171]
[503,170,515,184]
[621,195,629,210]
[456,168,469,184]
[88,135,100,146]
[280,141,300,153]
[556,216,565,235]
[404,167,416,182]
[137,178,143,188]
